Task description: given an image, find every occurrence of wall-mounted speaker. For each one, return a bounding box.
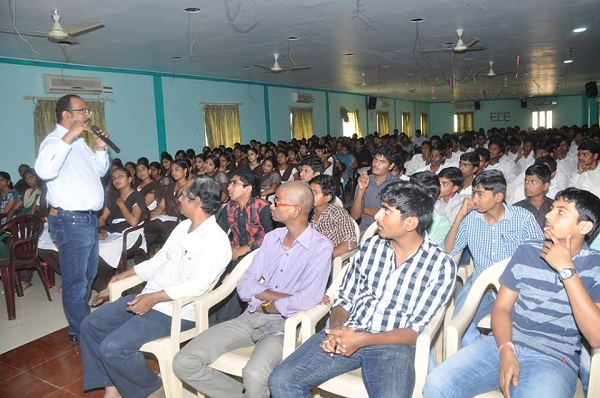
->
[367,96,378,110]
[474,101,481,110]
[520,99,527,109]
[585,81,598,98]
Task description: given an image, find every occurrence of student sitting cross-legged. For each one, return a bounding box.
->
[425,187,600,398]
[268,181,456,398]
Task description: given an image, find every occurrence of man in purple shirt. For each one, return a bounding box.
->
[174,181,333,398]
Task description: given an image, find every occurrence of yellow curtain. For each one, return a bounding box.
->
[347,110,363,138]
[456,112,473,133]
[203,104,242,148]
[290,107,314,140]
[34,99,106,155]
[420,113,429,137]
[376,111,390,135]
[402,112,412,137]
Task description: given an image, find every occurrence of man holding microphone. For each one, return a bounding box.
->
[36,94,110,342]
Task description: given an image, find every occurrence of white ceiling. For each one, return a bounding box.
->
[1,0,599,101]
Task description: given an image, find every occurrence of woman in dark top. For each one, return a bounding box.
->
[193,154,206,177]
[135,162,161,212]
[144,159,188,250]
[124,161,139,189]
[92,167,147,305]
[149,161,162,181]
[204,156,230,203]
[260,157,281,201]
[246,147,263,177]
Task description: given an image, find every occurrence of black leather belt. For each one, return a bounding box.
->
[50,207,95,215]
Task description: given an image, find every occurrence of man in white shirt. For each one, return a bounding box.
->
[35,94,110,342]
[570,140,600,198]
[411,129,427,148]
[80,176,232,398]
[406,141,431,176]
[486,137,517,185]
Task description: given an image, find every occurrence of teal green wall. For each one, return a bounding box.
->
[0,57,592,178]
[429,95,584,135]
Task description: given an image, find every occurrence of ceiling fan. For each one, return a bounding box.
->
[0,9,105,45]
[405,83,416,95]
[253,53,311,74]
[356,72,384,88]
[487,61,512,77]
[420,29,487,54]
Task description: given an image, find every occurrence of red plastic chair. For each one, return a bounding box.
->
[0,214,50,320]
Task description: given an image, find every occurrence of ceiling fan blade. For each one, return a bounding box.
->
[252,65,272,71]
[55,35,80,45]
[463,37,479,48]
[0,27,48,38]
[494,70,512,76]
[282,66,311,71]
[420,48,453,54]
[465,46,488,52]
[64,21,105,36]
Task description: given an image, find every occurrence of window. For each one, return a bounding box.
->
[203,104,242,148]
[342,109,363,137]
[402,112,412,137]
[532,110,553,129]
[376,111,390,135]
[454,112,474,133]
[290,107,314,139]
[420,113,429,137]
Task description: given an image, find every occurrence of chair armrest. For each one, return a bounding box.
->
[332,250,355,279]
[282,312,304,360]
[589,347,600,397]
[300,304,331,343]
[108,274,144,302]
[414,305,447,395]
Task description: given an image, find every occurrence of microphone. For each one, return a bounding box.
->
[90,125,121,153]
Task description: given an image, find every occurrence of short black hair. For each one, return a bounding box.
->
[161,153,173,162]
[0,171,13,189]
[208,156,221,170]
[374,146,399,166]
[554,187,600,237]
[534,156,557,173]
[137,157,149,166]
[431,141,448,155]
[263,156,276,169]
[172,159,190,177]
[149,161,161,171]
[525,164,552,184]
[438,167,464,188]
[472,170,507,198]
[55,94,83,123]
[309,174,336,202]
[579,140,600,155]
[301,156,325,174]
[421,141,432,149]
[233,168,261,197]
[380,181,434,236]
[488,137,506,153]
[410,171,441,201]
[459,136,472,149]
[185,175,222,215]
[474,147,491,162]
[460,151,480,168]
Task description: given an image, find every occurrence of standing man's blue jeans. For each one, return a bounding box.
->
[48,210,99,339]
[269,331,416,398]
[424,335,578,398]
[80,294,194,398]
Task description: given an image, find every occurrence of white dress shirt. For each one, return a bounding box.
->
[487,156,518,185]
[570,168,600,199]
[35,124,109,211]
[435,193,469,223]
[134,216,232,321]
[406,155,428,176]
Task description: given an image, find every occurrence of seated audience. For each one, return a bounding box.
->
[276,149,299,182]
[513,164,554,229]
[90,167,148,306]
[148,161,162,181]
[354,139,373,175]
[213,168,275,324]
[246,147,263,176]
[417,141,449,174]
[13,164,31,196]
[425,188,600,398]
[409,171,452,245]
[351,146,400,232]
[299,155,325,183]
[445,170,544,347]
[0,171,19,224]
[6,168,43,221]
[309,175,357,258]
[204,156,230,202]
[571,140,600,198]
[406,140,431,176]
[458,151,481,196]
[435,166,469,222]
[269,181,456,398]
[173,181,333,398]
[135,161,161,211]
[80,177,231,398]
[486,137,517,183]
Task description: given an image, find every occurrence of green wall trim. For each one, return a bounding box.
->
[263,86,271,142]
[153,76,167,156]
[325,91,331,136]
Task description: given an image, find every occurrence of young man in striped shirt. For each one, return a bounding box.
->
[425,188,600,397]
[269,181,456,398]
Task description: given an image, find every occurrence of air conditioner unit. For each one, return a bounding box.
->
[44,74,103,94]
[292,92,314,103]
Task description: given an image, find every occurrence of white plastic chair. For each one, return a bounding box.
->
[333,196,344,208]
[193,250,304,398]
[331,219,361,279]
[300,267,449,398]
[359,221,378,244]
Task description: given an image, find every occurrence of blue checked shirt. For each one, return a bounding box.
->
[450,203,544,275]
[335,234,456,334]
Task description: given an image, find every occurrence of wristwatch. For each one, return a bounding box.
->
[559,267,577,281]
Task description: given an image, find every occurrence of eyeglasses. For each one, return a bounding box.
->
[228,181,248,187]
[69,108,93,116]
[273,198,304,212]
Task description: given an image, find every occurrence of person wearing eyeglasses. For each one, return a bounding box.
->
[174,181,333,398]
[209,168,275,325]
[35,94,110,343]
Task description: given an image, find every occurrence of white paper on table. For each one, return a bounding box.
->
[99,232,122,244]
